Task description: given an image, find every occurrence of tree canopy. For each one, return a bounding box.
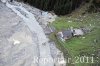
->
[18,0,100,15]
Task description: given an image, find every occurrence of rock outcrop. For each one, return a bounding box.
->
[0,1,66,66]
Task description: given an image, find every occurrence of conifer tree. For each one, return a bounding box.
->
[19,0,84,15]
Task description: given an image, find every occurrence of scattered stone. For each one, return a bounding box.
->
[82,37,85,39]
[44,26,55,35]
[56,27,91,41]
[73,29,84,36]
[83,16,86,17]
[94,39,98,43]
[42,42,46,46]
[89,24,92,27]
[57,30,73,41]
[68,20,72,22]
[13,39,20,45]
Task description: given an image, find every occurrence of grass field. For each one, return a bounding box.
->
[49,13,100,66]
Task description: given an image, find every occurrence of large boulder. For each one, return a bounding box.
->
[0,3,39,66]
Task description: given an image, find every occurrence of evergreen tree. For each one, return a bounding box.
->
[19,0,84,15]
